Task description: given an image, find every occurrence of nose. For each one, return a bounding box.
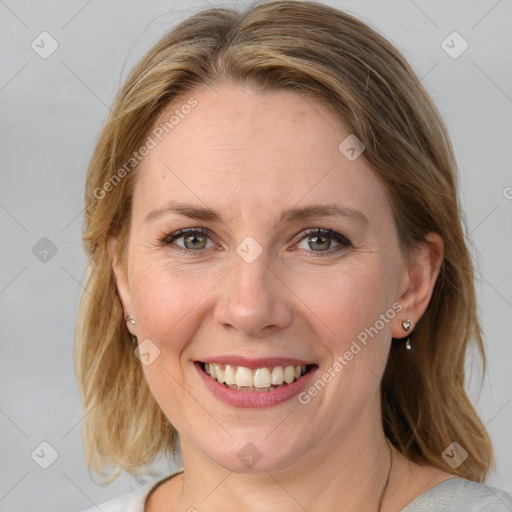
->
[213,250,292,339]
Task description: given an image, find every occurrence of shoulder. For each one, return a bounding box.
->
[79,482,155,512]
[402,477,512,511]
[78,469,183,512]
[78,468,183,512]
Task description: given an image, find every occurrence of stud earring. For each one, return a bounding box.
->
[401,319,413,351]
[126,316,137,344]
[401,319,412,332]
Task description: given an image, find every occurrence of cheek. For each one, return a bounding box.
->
[292,258,398,347]
[130,259,207,342]
[127,259,215,430]
[285,262,398,432]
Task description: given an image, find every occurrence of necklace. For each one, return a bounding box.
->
[376,440,393,512]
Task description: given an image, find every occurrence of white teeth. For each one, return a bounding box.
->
[271,366,284,385]
[284,365,295,383]
[224,365,236,385]
[235,366,253,387]
[254,368,272,388]
[203,362,309,390]
[214,363,225,384]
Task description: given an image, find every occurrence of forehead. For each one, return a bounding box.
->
[132,83,389,228]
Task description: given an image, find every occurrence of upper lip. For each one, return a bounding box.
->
[197,356,317,369]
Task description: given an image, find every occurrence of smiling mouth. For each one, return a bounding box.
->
[199,362,316,391]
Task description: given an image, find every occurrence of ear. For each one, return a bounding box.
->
[107,236,136,336]
[392,232,444,338]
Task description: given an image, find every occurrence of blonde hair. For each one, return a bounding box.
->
[76,0,493,484]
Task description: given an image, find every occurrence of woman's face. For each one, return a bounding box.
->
[114,82,413,472]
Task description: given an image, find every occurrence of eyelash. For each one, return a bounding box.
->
[159,227,352,257]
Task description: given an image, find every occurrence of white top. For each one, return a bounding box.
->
[81,471,512,512]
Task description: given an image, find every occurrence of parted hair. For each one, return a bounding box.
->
[75,0,493,484]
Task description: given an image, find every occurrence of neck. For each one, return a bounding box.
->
[176,406,393,512]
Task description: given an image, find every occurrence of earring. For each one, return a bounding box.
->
[401,319,412,332]
[401,319,413,351]
[125,316,137,343]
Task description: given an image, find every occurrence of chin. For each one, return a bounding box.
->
[202,430,308,475]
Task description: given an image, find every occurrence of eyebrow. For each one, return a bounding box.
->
[143,200,368,225]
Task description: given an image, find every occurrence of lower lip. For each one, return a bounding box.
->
[195,362,318,408]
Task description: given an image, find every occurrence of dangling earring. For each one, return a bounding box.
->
[401,319,413,350]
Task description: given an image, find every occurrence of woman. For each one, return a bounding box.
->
[76,1,512,511]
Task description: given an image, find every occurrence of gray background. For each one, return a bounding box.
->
[1,0,511,510]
